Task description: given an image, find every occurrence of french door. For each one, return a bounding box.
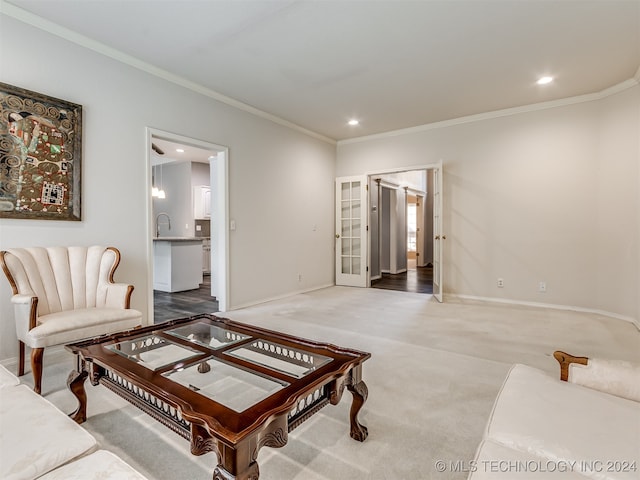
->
[335,176,368,287]
[432,161,443,302]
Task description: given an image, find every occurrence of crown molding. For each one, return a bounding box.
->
[339,75,640,146]
[0,1,336,146]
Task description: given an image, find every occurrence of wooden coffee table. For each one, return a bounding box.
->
[66,314,370,479]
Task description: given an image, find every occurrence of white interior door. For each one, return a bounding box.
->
[432,162,444,302]
[335,176,368,287]
[416,194,424,267]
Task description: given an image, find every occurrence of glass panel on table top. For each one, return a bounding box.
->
[162,357,288,412]
[165,321,250,349]
[226,340,332,378]
[106,334,201,371]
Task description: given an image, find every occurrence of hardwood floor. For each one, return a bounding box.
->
[371,266,433,294]
[153,275,219,324]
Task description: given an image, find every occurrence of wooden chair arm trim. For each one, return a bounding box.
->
[125,285,134,309]
[106,247,122,283]
[553,350,589,382]
[29,297,39,330]
[0,251,19,295]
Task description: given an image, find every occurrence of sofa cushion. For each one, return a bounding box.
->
[26,307,142,348]
[485,364,640,480]
[469,439,589,479]
[569,358,640,402]
[0,364,20,388]
[0,385,97,480]
[38,450,149,480]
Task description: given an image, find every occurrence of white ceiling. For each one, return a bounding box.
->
[5,0,639,141]
[150,138,216,166]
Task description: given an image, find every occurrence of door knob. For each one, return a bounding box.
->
[435,235,440,240]
[335,234,340,239]
[442,235,447,240]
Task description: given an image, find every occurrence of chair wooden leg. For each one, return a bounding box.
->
[31,348,44,395]
[18,341,25,377]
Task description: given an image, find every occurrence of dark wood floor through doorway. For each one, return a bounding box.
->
[153,275,219,324]
[371,266,433,294]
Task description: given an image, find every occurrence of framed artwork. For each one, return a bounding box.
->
[0,82,82,220]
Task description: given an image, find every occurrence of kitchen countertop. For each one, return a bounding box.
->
[153,237,203,242]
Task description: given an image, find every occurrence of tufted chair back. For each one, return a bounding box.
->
[2,246,130,317]
[1,245,142,394]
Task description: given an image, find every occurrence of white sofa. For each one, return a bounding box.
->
[0,364,148,480]
[0,246,143,393]
[468,352,640,480]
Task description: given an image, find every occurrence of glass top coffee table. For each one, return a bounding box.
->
[66,314,370,479]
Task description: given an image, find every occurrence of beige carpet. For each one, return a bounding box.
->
[23,287,640,479]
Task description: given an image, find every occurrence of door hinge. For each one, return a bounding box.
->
[366,225,369,231]
[416,252,419,256]
[366,266,369,272]
[366,184,369,191]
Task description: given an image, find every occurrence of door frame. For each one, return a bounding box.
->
[364,163,443,296]
[145,128,230,315]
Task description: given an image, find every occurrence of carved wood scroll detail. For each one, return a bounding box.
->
[260,427,288,449]
[213,462,259,480]
[191,424,220,458]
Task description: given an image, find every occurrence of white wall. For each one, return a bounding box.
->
[595,86,640,322]
[337,85,640,323]
[152,162,192,237]
[0,16,336,361]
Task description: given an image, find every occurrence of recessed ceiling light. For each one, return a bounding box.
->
[537,76,553,85]
[348,119,359,126]
[176,148,184,153]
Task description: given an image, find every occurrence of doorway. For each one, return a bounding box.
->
[369,170,433,294]
[335,161,443,299]
[146,128,229,322]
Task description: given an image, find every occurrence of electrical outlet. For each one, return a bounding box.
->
[497,278,504,288]
[539,281,547,293]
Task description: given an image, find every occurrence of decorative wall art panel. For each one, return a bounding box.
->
[0,83,82,220]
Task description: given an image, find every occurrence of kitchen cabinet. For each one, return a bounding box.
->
[193,186,211,219]
[153,238,203,292]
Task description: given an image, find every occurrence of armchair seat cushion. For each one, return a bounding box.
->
[485,365,640,480]
[0,385,97,480]
[26,307,142,348]
[469,439,590,479]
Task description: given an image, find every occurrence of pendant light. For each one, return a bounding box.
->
[157,163,166,199]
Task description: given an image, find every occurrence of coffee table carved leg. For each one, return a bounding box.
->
[213,441,260,480]
[67,369,88,424]
[191,423,260,480]
[347,380,369,441]
[213,463,259,480]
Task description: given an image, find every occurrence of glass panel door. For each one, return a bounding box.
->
[335,176,368,287]
[432,162,443,302]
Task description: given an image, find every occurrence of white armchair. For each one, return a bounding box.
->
[0,246,143,394]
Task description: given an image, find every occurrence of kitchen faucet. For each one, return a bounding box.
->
[155,212,171,237]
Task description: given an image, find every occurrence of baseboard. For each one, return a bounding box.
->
[447,294,640,331]
[229,283,335,312]
[1,344,71,371]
